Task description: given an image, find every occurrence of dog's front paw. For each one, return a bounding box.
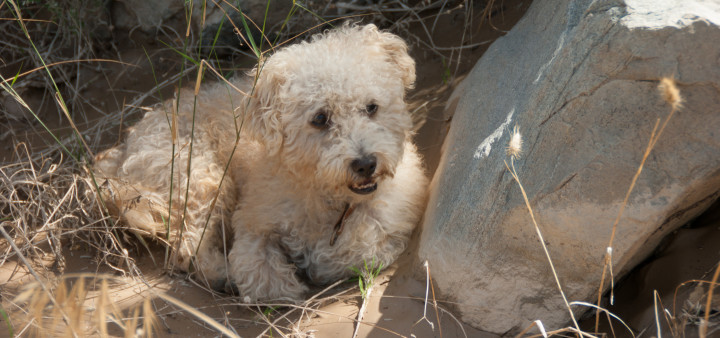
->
[272,277,309,301]
[235,273,309,302]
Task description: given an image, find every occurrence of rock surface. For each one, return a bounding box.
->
[111,0,183,32]
[110,0,290,34]
[417,0,720,334]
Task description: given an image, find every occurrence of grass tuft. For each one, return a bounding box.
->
[13,274,157,337]
[349,257,384,338]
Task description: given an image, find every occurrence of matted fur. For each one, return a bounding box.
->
[94,24,428,301]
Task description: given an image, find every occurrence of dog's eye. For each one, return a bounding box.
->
[311,111,330,128]
[365,103,378,116]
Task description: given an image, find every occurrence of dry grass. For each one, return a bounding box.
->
[0,0,504,337]
[0,145,136,276]
[11,274,157,337]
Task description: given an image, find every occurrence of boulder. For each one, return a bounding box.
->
[110,0,289,34]
[417,0,720,334]
[111,0,184,32]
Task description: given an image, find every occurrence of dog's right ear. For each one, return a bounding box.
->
[242,61,285,155]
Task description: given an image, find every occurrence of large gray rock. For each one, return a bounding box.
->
[417,0,720,334]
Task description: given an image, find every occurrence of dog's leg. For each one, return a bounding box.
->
[162,148,236,286]
[171,196,232,287]
[97,171,233,286]
[228,227,308,301]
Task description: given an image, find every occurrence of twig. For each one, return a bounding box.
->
[654,290,662,338]
[701,262,720,337]
[413,260,435,331]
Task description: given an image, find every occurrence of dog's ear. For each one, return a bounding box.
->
[242,61,285,155]
[366,25,416,90]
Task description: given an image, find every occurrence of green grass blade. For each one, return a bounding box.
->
[159,40,200,66]
[258,0,271,51]
[238,9,260,58]
[208,15,226,58]
[294,2,329,26]
[273,4,298,46]
[10,62,23,87]
[0,306,13,337]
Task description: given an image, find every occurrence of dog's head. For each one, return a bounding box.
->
[243,23,415,197]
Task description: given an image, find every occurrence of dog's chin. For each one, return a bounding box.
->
[348,179,378,195]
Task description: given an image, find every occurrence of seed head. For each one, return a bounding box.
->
[506,125,523,160]
[658,77,682,110]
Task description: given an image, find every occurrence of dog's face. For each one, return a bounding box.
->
[244,24,416,197]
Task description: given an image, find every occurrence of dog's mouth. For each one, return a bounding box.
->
[348,179,378,195]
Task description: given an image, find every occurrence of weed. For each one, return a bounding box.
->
[263,305,279,318]
[349,257,383,301]
[348,257,383,338]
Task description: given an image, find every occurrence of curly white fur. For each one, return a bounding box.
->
[94,24,428,301]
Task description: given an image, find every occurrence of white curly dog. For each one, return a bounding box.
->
[94,24,428,301]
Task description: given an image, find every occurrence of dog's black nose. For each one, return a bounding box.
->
[351,155,377,178]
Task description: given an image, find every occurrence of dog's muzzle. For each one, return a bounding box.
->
[349,155,378,195]
[349,179,378,195]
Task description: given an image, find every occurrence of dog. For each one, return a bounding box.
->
[94,23,428,301]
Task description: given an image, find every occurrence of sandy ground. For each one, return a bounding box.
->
[0,248,493,337]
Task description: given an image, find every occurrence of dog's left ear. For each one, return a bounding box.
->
[367,25,416,90]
